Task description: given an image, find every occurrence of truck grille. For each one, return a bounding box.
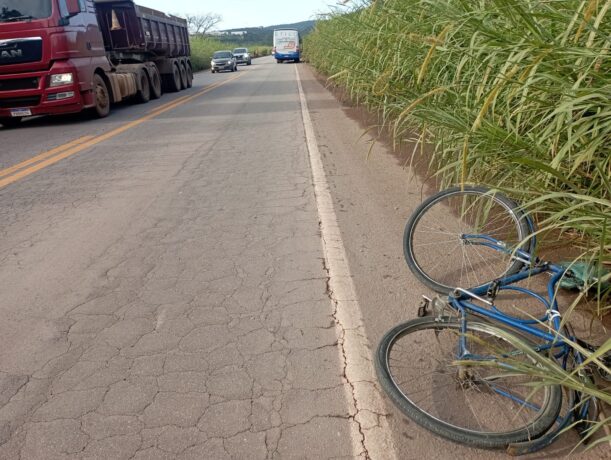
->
[0,96,41,108]
[0,37,43,66]
[0,77,39,92]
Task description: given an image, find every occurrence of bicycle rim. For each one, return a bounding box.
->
[376,318,562,448]
[405,187,530,294]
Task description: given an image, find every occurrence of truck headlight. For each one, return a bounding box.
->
[49,73,74,87]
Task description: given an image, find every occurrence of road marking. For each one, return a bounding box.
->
[0,136,94,179]
[0,73,244,190]
[146,94,191,114]
[296,66,398,460]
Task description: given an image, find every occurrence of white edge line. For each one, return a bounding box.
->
[296,65,398,460]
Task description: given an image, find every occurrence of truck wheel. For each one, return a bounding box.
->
[180,62,192,88]
[276,60,281,64]
[165,64,182,93]
[150,67,162,99]
[93,74,111,118]
[178,63,188,90]
[185,64,193,88]
[0,117,22,128]
[136,70,151,104]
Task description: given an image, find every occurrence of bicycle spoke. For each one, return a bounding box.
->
[406,188,528,292]
[412,239,460,248]
[381,320,557,438]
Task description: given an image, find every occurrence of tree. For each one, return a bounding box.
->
[185,13,222,36]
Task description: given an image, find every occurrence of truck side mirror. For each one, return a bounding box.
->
[65,0,82,17]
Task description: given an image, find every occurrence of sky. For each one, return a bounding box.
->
[139,0,346,30]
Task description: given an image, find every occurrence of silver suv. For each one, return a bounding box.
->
[232,48,252,66]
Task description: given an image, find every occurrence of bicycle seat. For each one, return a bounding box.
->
[559,262,610,291]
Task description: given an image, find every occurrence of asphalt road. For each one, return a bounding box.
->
[0,57,607,459]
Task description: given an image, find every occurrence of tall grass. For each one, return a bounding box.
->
[305,0,610,313]
[305,0,610,446]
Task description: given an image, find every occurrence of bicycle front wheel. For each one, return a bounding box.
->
[404,186,532,294]
[375,317,562,449]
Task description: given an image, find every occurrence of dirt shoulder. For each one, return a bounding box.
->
[299,62,609,459]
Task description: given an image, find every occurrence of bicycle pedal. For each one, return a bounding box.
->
[486,279,501,300]
[417,296,431,317]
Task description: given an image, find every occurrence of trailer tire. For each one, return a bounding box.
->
[165,63,182,93]
[92,74,111,118]
[150,67,162,99]
[185,64,193,88]
[136,70,151,104]
[178,63,188,90]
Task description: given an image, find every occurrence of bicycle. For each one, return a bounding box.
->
[375,186,610,455]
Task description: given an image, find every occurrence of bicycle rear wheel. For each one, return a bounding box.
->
[375,317,562,449]
[404,186,532,294]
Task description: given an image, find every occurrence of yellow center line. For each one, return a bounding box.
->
[146,94,191,114]
[0,73,244,190]
[0,136,94,179]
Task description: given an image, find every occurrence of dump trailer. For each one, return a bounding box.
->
[0,0,192,127]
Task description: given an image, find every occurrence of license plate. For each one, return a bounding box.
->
[10,108,31,117]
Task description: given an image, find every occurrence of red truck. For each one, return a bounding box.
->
[0,0,192,128]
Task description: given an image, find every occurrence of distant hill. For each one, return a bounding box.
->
[211,20,317,46]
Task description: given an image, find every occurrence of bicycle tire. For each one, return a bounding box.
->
[375,317,562,449]
[404,186,532,294]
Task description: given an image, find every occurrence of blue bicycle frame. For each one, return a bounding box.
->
[447,233,591,455]
[453,234,565,349]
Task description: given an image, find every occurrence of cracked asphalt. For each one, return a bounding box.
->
[1,57,607,460]
[0,58,367,459]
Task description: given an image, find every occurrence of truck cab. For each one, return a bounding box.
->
[0,0,111,124]
[1,0,192,127]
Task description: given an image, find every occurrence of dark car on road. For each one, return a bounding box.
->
[232,48,252,66]
[211,51,237,73]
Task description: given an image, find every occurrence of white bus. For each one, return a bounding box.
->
[273,29,300,63]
